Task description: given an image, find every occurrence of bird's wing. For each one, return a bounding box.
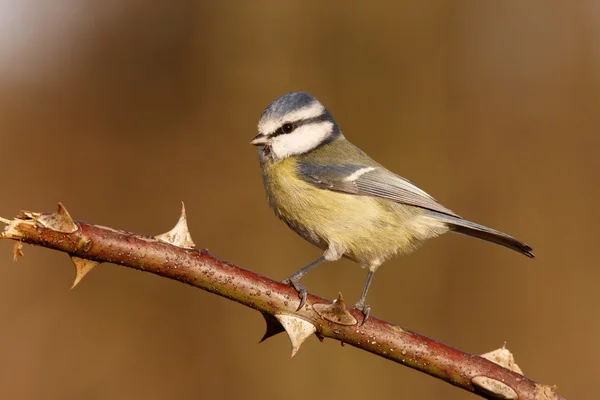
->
[297,162,460,217]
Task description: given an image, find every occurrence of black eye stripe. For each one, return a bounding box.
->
[271,123,295,137]
[270,113,330,138]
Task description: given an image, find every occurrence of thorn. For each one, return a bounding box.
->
[36,202,77,233]
[57,202,73,220]
[13,241,23,262]
[156,202,196,249]
[274,314,316,358]
[472,376,518,399]
[480,345,523,374]
[258,313,285,343]
[313,293,357,326]
[0,216,10,224]
[70,256,100,289]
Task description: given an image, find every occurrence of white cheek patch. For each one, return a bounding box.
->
[259,102,325,135]
[344,167,375,181]
[270,121,334,159]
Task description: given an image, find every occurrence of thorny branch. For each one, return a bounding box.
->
[0,203,564,400]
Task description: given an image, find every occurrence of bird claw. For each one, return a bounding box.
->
[282,277,308,311]
[354,301,371,325]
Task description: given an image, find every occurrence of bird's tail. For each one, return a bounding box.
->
[428,212,534,258]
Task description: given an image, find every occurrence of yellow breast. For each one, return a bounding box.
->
[261,157,447,266]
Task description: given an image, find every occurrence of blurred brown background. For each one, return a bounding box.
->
[0,1,597,399]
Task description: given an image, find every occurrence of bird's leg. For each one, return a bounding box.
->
[354,269,375,324]
[282,256,327,311]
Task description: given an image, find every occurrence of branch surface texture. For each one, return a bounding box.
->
[0,203,564,400]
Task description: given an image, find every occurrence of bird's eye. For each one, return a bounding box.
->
[281,123,295,134]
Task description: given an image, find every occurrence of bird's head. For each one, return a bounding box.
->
[251,92,342,160]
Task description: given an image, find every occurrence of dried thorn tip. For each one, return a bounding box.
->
[480,346,523,374]
[313,292,357,326]
[70,256,100,289]
[535,384,558,399]
[274,314,316,358]
[155,202,196,249]
[13,241,24,262]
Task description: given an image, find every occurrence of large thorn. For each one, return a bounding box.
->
[258,313,286,343]
[471,376,517,399]
[70,256,100,289]
[37,202,77,233]
[156,202,196,249]
[480,344,523,374]
[274,314,316,358]
[313,293,357,326]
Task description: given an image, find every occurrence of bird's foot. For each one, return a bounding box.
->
[354,301,371,325]
[282,276,308,311]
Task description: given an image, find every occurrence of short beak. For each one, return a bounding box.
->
[250,133,268,146]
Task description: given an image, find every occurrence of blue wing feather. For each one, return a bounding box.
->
[297,162,459,217]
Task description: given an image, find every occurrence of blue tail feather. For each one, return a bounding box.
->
[428,212,534,258]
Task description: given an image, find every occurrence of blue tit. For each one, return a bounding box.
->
[251,91,533,321]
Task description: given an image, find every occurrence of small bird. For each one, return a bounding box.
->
[251,92,533,321]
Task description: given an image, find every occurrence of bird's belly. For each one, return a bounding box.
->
[263,161,447,265]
